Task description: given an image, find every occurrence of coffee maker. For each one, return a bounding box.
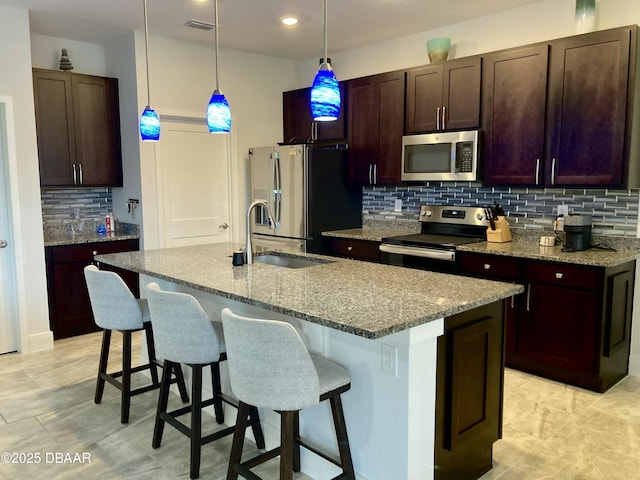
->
[564,214,592,251]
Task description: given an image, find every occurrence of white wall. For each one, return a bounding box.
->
[30,34,106,76]
[0,7,52,353]
[295,0,640,84]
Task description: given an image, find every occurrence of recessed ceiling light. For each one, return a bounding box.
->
[281,16,299,26]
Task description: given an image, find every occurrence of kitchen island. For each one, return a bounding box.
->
[96,243,523,480]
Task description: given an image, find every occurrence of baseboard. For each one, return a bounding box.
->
[628,353,640,377]
[25,330,54,353]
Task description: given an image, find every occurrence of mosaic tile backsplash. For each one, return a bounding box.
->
[41,187,114,232]
[362,183,640,237]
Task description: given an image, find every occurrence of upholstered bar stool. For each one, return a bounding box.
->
[146,283,265,480]
[221,307,356,480]
[84,265,189,424]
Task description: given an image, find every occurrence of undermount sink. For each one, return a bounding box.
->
[253,253,334,269]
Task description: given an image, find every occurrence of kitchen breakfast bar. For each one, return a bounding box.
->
[95,243,523,480]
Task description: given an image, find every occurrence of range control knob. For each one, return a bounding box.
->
[421,209,433,217]
[476,213,485,221]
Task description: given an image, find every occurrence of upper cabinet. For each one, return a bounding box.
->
[483,26,640,188]
[482,45,549,185]
[405,57,481,134]
[346,70,405,185]
[33,69,123,187]
[282,86,346,144]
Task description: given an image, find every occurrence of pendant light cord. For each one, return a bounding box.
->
[214,0,220,91]
[322,0,328,64]
[143,0,152,106]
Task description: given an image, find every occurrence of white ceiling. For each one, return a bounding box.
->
[0,0,544,61]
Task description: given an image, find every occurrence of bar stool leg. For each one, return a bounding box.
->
[210,362,225,424]
[95,329,111,404]
[292,411,300,472]
[153,359,173,449]
[121,330,132,424]
[249,405,265,449]
[280,411,295,480]
[173,363,190,403]
[143,322,160,385]
[190,365,203,480]
[227,401,251,480]
[330,394,356,480]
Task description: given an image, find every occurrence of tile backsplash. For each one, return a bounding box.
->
[363,183,640,237]
[41,187,113,231]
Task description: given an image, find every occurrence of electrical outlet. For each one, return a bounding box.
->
[394,199,403,212]
[382,343,398,377]
[557,204,569,217]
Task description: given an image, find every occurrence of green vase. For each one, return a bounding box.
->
[575,0,595,34]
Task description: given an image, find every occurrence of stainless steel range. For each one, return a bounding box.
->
[380,205,487,272]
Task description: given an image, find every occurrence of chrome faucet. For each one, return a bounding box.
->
[245,200,275,264]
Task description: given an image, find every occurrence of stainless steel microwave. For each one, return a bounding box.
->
[401,130,480,182]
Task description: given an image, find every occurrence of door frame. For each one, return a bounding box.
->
[0,96,26,353]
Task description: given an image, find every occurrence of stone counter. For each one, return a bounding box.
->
[95,242,522,339]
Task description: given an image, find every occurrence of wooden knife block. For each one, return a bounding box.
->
[486,216,512,243]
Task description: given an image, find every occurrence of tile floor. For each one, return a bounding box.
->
[1,332,640,479]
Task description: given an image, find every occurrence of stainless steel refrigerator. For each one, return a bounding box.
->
[249,144,362,254]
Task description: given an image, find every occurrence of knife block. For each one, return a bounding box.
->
[486,216,512,243]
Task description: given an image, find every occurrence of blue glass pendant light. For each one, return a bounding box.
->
[207,0,231,133]
[139,0,159,141]
[310,0,340,121]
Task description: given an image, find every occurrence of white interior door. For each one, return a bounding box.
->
[157,119,231,247]
[0,100,18,354]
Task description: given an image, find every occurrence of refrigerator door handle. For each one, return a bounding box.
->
[274,152,282,228]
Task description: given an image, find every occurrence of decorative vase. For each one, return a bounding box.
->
[426,37,451,64]
[575,0,596,34]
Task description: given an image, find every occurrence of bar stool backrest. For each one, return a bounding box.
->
[221,308,320,411]
[146,282,221,365]
[84,265,143,331]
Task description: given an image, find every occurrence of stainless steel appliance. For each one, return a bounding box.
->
[249,144,362,254]
[380,205,487,272]
[401,130,480,182]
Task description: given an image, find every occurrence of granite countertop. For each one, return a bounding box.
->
[456,241,640,267]
[95,243,522,339]
[324,226,640,268]
[43,222,140,247]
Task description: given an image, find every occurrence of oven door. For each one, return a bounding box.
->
[379,244,457,273]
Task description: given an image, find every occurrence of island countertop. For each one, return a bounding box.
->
[95,243,523,339]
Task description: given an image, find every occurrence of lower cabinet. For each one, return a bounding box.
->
[322,236,381,262]
[435,300,505,480]
[45,239,139,339]
[457,251,635,392]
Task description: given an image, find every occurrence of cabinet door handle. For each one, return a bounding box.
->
[373,164,378,184]
[526,284,531,311]
[483,263,491,270]
[72,164,77,184]
[535,159,540,185]
[436,107,441,130]
[369,164,373,184]
[555,272,563,279]
[347,246,353,251]
[551,157,556,185]
[442,106,446,130]
[79,163,83,184]
[511,295,515,309]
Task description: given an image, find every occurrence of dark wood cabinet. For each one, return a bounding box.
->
[406,57,481,134]
[347,70,405,185]
[482,45,549,185]
[546,27,635,186]
[282,86,346,144]
[33,69,123,187]
[457,251,635,392]
[482,25,640,188]
[45,240,139,339]
[322,236,380,262]
[435,300,505,480]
